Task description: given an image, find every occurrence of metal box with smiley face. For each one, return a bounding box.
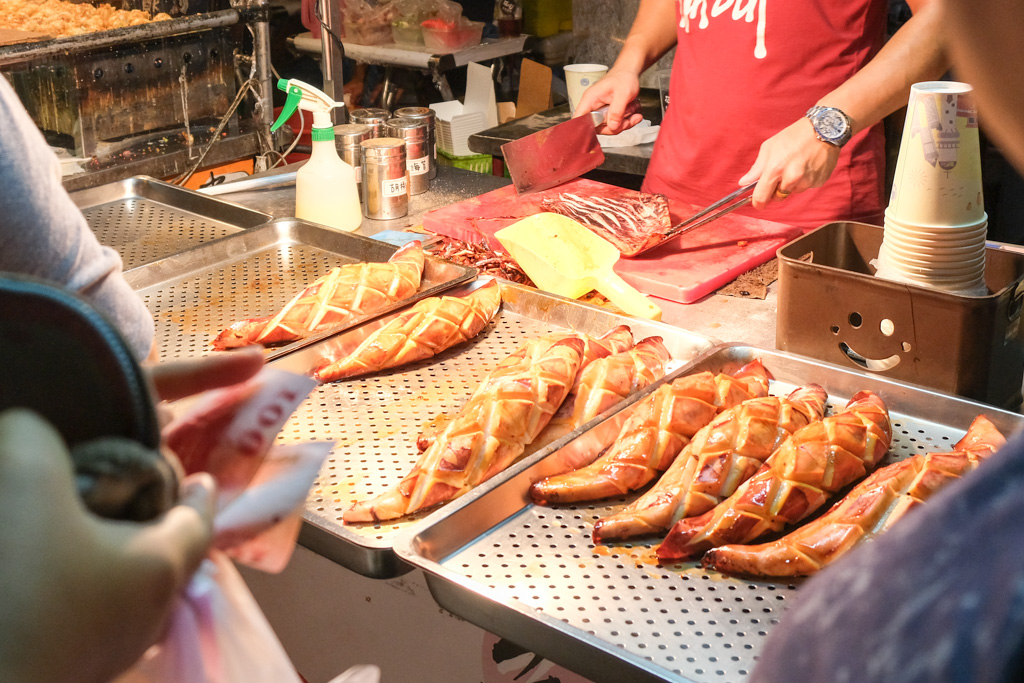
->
[776,221,1024,409]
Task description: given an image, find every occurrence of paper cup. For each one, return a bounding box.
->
[880,248,985,274]
[883,237,984,258]
[883,222,985,246]
[888,81,985,226]
[883,208,988,235]
[873,257,988,296]
[564,63,609,115]
[884,233,987,253]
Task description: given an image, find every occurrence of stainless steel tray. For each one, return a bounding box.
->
[71,175,272,269]
[127,218,477,363]
[393,344,1024,683]
[264,281,715,578]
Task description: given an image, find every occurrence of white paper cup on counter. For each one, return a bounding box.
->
[564,63,608,115]
[887,81,985,227]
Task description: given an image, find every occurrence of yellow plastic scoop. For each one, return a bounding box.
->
[496,213,662,320]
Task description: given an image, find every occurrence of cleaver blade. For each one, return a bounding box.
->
[502,101,643,195]
[502,109,609,195]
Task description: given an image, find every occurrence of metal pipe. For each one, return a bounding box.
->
[318,0,347,124]
[248,0,277,171]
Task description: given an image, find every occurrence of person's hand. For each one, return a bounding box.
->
[0,408,216,683]
[147,345,266,404]
[0,348,265,682]
[571,69,645,135]
[738,117,842,209]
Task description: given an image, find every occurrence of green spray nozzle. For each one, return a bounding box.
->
[271,78,342,133]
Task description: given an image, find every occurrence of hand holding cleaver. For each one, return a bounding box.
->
[502,100,643,195]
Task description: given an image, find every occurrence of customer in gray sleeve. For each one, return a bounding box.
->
[0,76,154,359]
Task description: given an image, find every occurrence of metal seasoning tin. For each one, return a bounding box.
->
[385,117,430,196]
[393,106,437,179]
[360,137,408,220]
[348,108,391,138]
[334,123,373,194]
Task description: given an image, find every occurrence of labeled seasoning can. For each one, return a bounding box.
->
[334,123,373,195]
[385,117,430,196]
[348,108,390,138]
[393,106,437,179]
[361,137,408,220]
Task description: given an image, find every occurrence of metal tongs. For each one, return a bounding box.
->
[634,181,757,256]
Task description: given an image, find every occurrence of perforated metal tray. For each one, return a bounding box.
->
[263,280,715,578]
[393,344,1024,683]
[71,175,272,269]
[126,218,476,363]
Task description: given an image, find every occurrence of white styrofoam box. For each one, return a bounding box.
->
[430,102,490,156]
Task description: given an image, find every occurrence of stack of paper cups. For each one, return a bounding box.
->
[874,81,988,296]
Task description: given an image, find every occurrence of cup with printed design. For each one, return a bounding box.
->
[564,63,609,115]
[887,81,985,227]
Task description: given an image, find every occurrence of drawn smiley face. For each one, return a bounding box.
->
[831,311,912,372]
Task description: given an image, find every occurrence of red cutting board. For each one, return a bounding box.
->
[422,179,803,304]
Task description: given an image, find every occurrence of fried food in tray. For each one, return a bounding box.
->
[0,0,172,39]
[211,241,424,351]
[312,279,503,383]
[591,383,828,543]
[702,414,1006,577]
[344,327,664,524]
[657,390,893,562]
[345,334,588,523]
[532,335,671,449]
[528,359,773,505]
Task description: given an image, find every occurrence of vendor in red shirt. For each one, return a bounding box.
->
[572,0,947,231]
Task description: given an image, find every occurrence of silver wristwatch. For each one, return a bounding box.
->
[806,105,853,148]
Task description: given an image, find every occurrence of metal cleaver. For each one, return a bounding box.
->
[502,100,642,195]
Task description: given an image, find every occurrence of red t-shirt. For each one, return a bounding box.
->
[642,0,889,230]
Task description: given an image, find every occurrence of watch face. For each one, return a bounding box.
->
[814,109,848,141]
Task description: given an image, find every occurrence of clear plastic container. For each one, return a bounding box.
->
[421,19,484,52]
[391,23,424,45]
[344,19,394,45]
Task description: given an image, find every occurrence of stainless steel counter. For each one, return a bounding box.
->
[212,163,780,350]
[216,161,507,234]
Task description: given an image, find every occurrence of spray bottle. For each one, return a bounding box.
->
[272,79,362,232]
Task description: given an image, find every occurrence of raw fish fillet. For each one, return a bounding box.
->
[540,192,671,256]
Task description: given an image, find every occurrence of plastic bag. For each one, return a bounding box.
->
[116,368,332,682]
[116,552,302,683]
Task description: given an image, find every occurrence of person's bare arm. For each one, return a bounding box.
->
[942,0,1024,172]
[741,0,949,207]
[572,0,678,133]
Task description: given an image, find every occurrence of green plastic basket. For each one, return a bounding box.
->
[438,148,493,174]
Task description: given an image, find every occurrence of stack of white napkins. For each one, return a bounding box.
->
[597,119,660,148]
